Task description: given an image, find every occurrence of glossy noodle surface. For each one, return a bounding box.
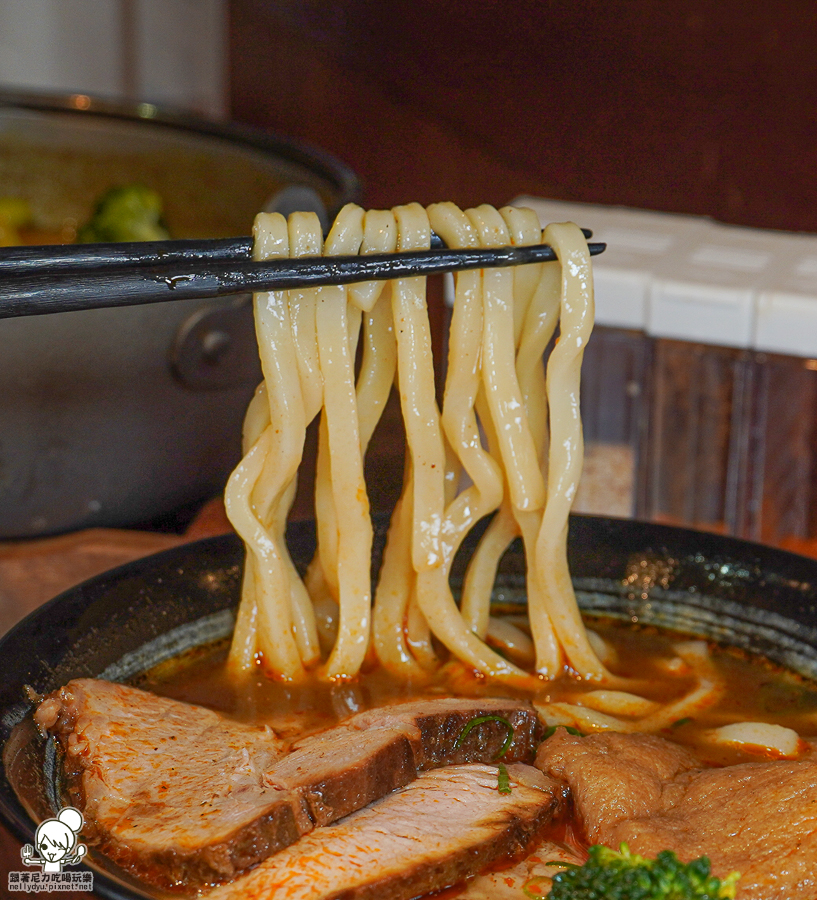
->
[225,203,611,685]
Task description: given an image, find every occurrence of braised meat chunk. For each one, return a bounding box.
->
[536,728,817,900]
[609,759,817,900]
[535,728,699,842]
[205,764,560,900]
[36,680,540,890]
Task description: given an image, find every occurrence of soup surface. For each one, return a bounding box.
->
[136,616,817,770]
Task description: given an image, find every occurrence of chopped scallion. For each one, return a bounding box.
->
[454,714,515,759]
[497,761,512,794]
[541,724,584,741]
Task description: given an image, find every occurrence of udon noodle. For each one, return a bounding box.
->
[225,202,610,685]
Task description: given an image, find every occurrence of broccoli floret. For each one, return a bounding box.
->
[544,844,739,900]
[78,184,169,243]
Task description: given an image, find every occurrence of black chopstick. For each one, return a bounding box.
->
[0,229,594,274]
[0,238,254,273]
[0,242,606,319]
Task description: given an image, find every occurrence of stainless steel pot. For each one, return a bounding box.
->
[0,91,359,537]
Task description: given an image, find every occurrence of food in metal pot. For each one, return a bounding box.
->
[77,184,170,243]
[0,196,33,245]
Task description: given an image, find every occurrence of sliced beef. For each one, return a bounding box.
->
[35,680,300,889]
[205,764,560,900]
[346,696,541,767]
[536,728,817,900]
[36,680,540,891]
[275,696,540,829]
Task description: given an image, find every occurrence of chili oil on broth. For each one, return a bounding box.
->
[134,615,817,767]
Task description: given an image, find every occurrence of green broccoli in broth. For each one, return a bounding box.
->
[78,184,169,243]
[541,844,739,900]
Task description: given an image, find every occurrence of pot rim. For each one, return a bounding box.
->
[0,88,361,213]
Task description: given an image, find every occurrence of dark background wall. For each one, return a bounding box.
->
[229,0,817,232]
[228,1,817,529]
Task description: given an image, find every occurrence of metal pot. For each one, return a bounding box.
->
[0,91,359,537]
[1,515,816,898]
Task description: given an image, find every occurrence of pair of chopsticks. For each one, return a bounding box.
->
[0,231,605,319]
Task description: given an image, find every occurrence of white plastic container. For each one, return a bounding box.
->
[513,196,817,547]
[514,197,703,520]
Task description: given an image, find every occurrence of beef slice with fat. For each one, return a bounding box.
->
[35,679,301,888]
[204,764,560,900]
[36,680,540,890]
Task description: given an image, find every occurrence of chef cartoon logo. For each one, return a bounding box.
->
[9,807,93,892]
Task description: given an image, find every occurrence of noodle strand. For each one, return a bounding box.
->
[228,203,609,687]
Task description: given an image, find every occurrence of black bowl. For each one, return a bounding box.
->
[2,515,817,897]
